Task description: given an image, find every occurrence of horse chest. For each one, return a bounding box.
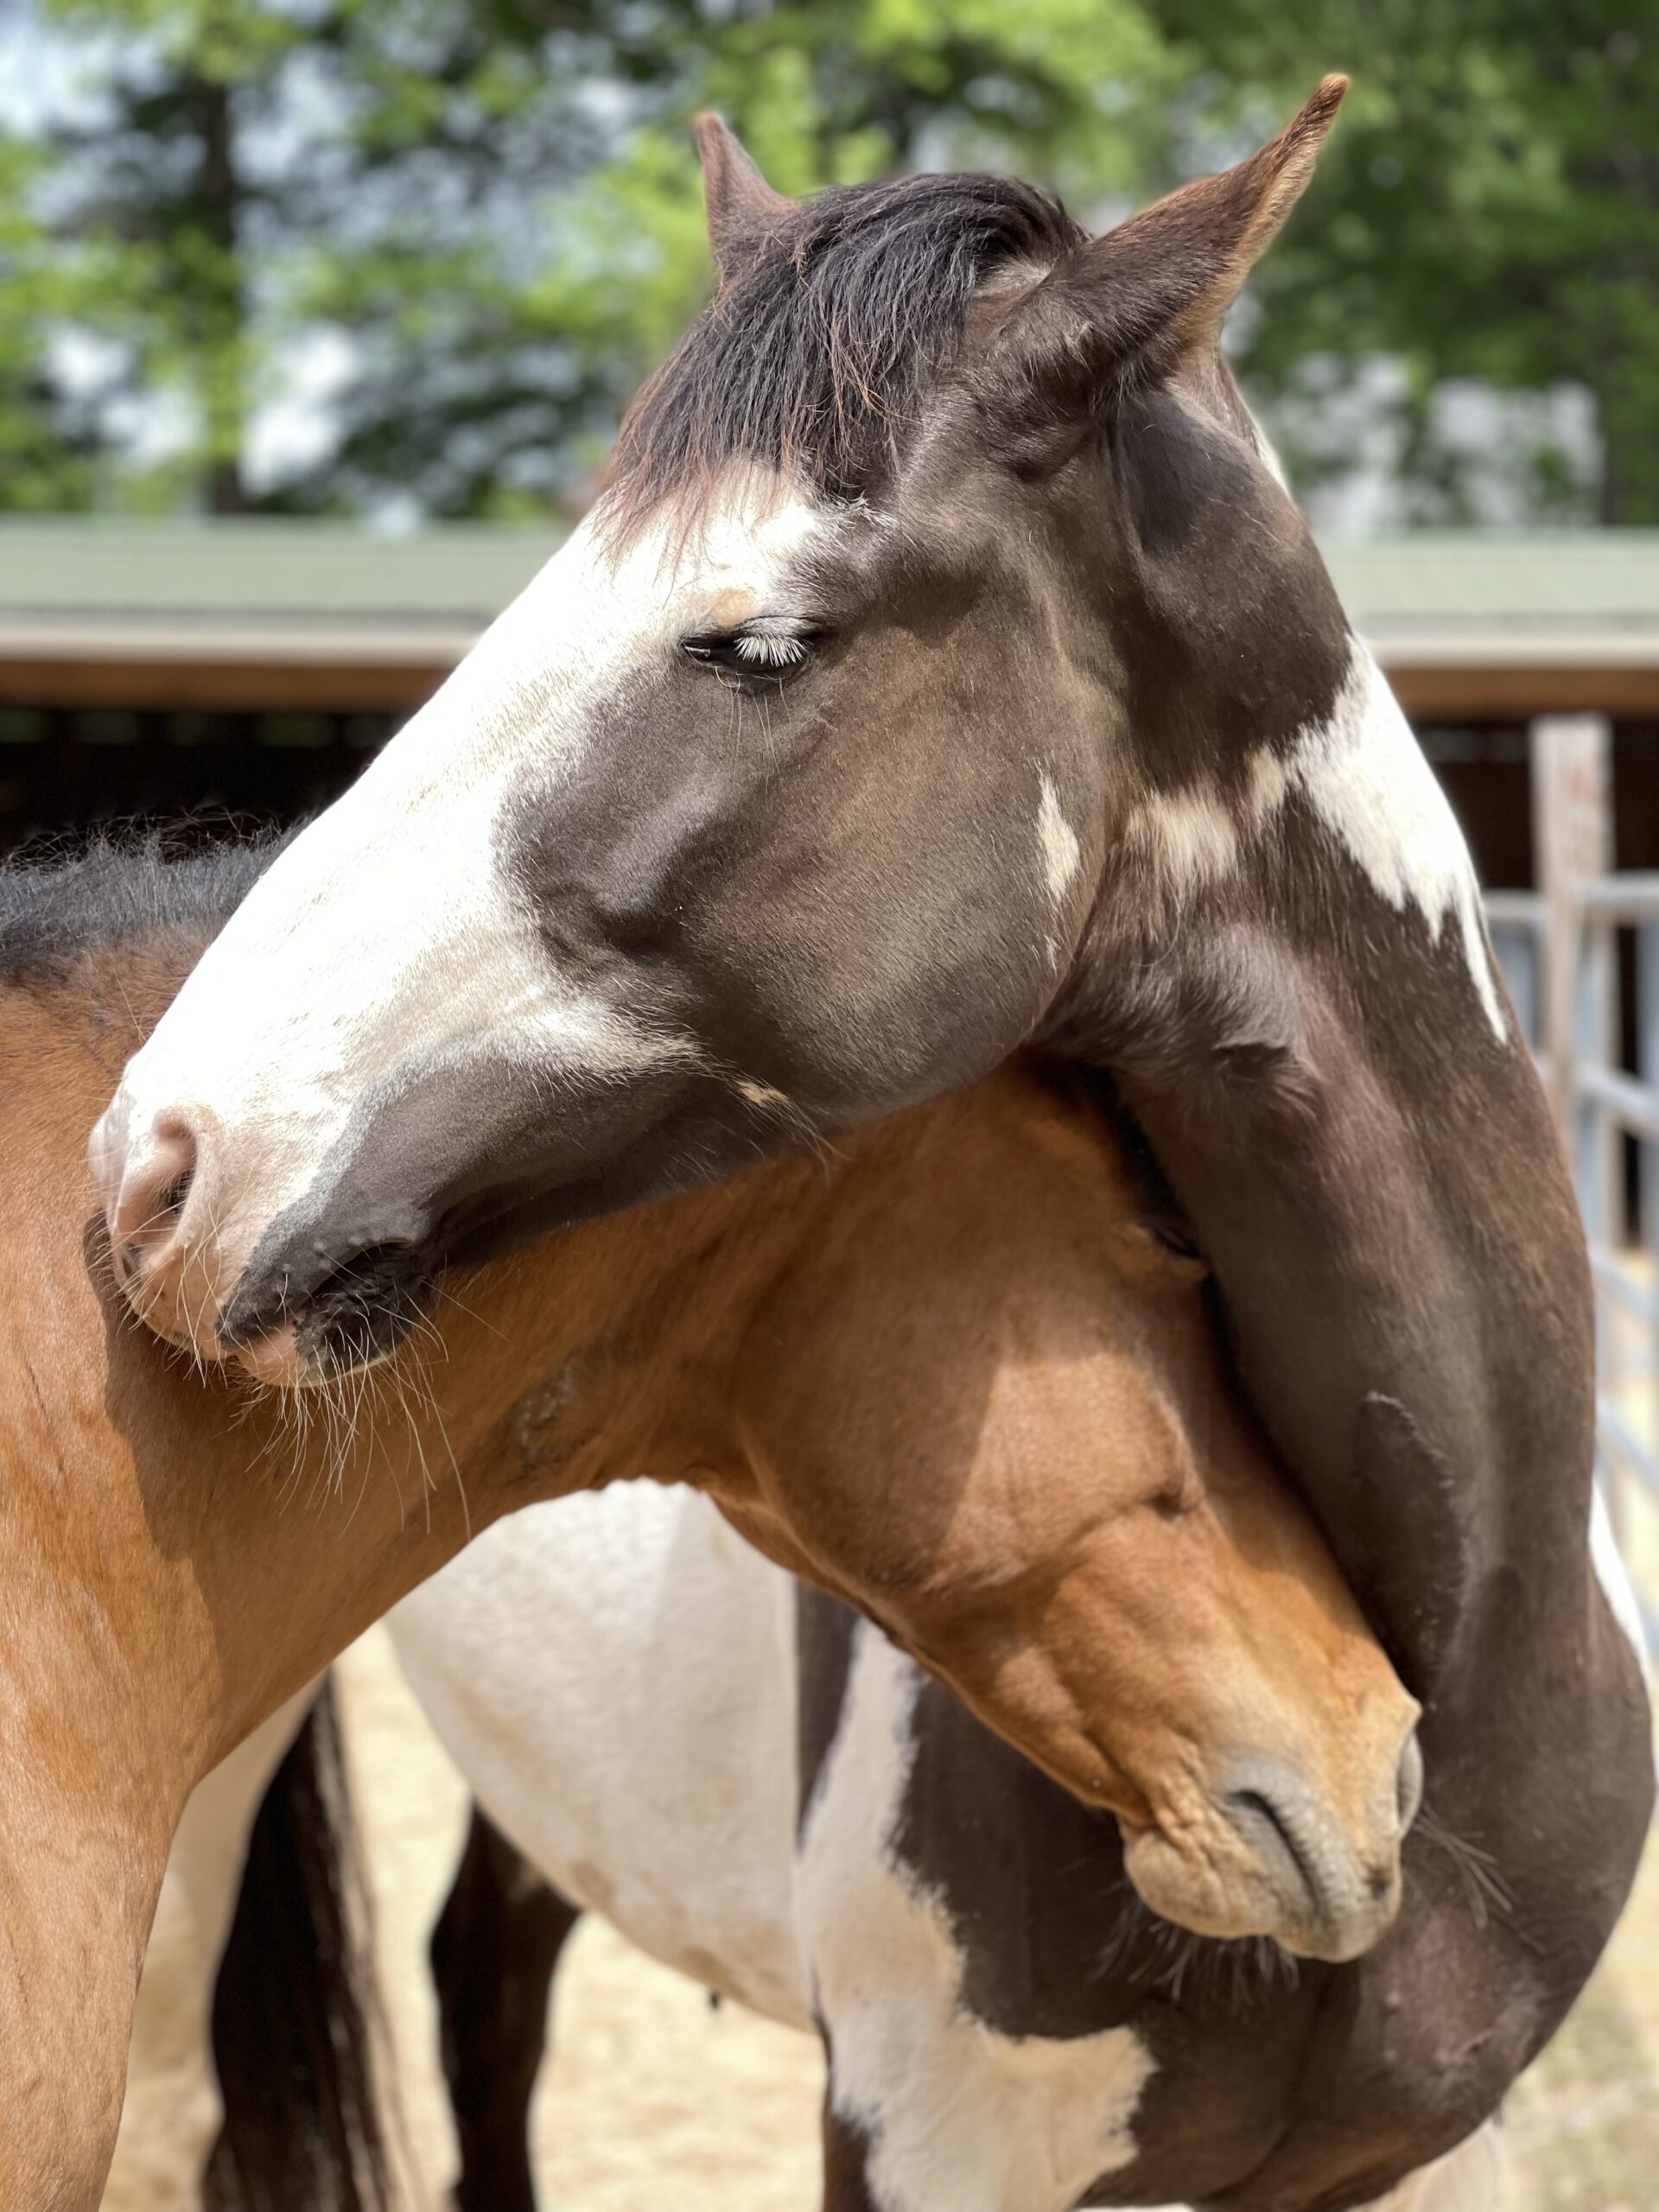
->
[796,1620,1158,2212]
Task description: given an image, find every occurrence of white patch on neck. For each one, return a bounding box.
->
[1268,644,1507,1039]
[1119,645,1506,1041]
[1124,780,1241,899]
[797,1625,1154,2212]
[1037,774,1081,907]
[1590,1484,1650,1675]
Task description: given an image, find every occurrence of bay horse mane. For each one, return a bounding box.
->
[606,167,1084,530]
[0,831,283,987]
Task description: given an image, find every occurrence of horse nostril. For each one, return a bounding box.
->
[156,1169,194,1215]
[111,1114,200,1261]
[1397,1733,1425,1834]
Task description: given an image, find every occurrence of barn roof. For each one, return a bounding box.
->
[0,518,1653,721]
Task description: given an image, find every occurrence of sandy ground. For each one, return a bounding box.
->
[333,1627,1659,2212]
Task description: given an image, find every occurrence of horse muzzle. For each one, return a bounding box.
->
[90,1053,793,1387]
[1122,1732,1424,1965]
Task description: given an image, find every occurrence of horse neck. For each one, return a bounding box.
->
[1046,565,1606,1684]
[696,1071,1143,1610]
[438,1154,817,1507]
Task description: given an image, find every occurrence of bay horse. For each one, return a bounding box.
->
[88,82,1654,2191]
[0,838,1415,2209]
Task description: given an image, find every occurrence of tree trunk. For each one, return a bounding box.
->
[192,76,247,517]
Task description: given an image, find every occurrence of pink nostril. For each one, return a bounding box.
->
[111,1116,199,1265]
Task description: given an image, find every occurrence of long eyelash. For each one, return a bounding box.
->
[732,630,810,669]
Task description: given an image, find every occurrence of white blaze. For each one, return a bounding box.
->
[93,482,827,1293]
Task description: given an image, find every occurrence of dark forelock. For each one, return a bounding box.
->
[605,169,1085,530]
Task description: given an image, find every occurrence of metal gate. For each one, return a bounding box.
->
[1485,715,1659,1654]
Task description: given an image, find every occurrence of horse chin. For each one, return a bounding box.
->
[227,1277,426,1392]
[1118,1809,1402,1967]
[230,1321,311,1389]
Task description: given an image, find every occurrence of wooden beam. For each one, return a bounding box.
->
[1389,664,1659,721]
[0,657,449,715]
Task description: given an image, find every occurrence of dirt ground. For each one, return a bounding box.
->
[334,1627,1659,2212]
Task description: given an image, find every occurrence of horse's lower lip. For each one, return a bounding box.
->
[219,1242,431,1386]
[232,1307,416,1390]
[232,1322,307,1388]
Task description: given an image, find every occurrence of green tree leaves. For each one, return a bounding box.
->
[1,0,1651,520]
[1169,0,1659,521]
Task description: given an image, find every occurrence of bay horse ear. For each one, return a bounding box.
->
[987,76,1347,404]
[692,112,793,287]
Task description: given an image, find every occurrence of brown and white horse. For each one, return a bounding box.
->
[145,1469,1644,2212]
[0,840,1414,2209]
[381,1480,1527,2210]
[89,85,1654,2194]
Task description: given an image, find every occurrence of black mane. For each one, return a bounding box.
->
[0,827,286,984]
[606,169,1084,528]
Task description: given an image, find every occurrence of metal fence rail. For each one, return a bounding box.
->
[1486,716,1659,1656]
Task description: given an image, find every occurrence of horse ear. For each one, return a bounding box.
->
[988,76,1347,404]
[692,112,792,287]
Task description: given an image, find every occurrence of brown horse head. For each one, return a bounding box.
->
[710,1069,1421,1960]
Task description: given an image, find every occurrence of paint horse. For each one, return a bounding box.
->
[189,1471,1644,2212]
[0,838,1415,2209]
[386,1484,1520,2212]
[92,83,1655,2191]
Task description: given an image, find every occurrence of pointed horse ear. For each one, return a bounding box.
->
[986,75,1347,409]
[692,112,793,288]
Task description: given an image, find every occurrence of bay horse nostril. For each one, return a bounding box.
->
[1397,1733,1425,1834]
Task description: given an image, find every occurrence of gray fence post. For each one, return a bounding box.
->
[1640,921,1659,1248]
[1531,715,1617,1241]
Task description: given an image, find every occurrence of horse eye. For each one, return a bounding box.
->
[1147,1221,1205,1264]
[680,624,823,679]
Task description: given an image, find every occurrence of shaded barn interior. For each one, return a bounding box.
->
[1,522,1656,879]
